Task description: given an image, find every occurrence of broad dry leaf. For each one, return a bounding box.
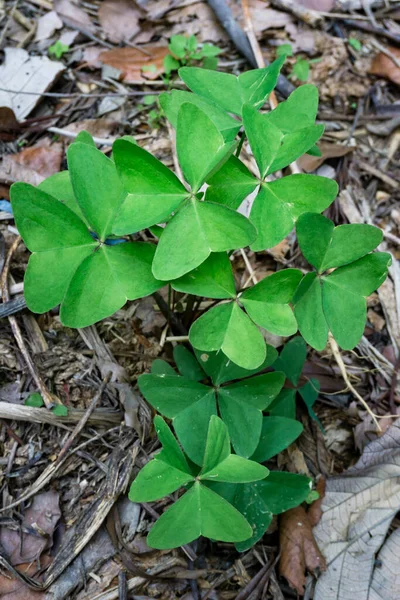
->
[98,0,141,43]
[0,491,60,565]
[298,142,353,172]
[63,117,117,139]
[34,10,63,42]
[280,505,326,595]
[0,139,63,185]
[54,0,95,32]
[99,45,168,82]
[314,418,400,600]
[370,47,400,86]
[369,528,400,599]
[0,48,65,120]
[249,1,293,34]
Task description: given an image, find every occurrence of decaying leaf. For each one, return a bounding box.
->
[0,491,60,565]
[280,504,326,595]
[99,46,169,82]
[98,0,142,43]
[314,418,400,600]
[298,141,354,172]
[370,47,400,87]
[0,139,63,185]
[54,0,95,32]
[296,0,335,9]
[0,556,51,599]
[34,10,63,42]
[0,48,65,120]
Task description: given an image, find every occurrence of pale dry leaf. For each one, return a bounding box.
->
[54,0,95,32]
[0,139,63,185]
[370,47,400,86]
[0,491,60,565]
[167,1,226,43]
[296,0,335,9]
[99,45,168,82]
[34,10,63,42]
[0,48,65,120]
[314,418,400,600]
[250,1,293,34]
[280,505,326,595]
[63,117,118,139]
[98,0,141,43]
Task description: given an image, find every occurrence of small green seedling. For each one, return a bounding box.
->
[164,35,222,77]
[48,40,69,60]
[348,37,362,52]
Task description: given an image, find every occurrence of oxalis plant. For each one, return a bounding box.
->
[10,58,391,549]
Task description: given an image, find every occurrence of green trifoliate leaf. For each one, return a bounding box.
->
[240,269,302,336]
[38,171,87,223]
[274,336,307,386]
[205,156,258,210]
[296,213,383,272]
[189,302,266,370]
[112,140,188,235]
[173,345,206,381]
[176,103,236,192]
[242,103,283,179]
[217,372,285,457]
[60,242,163,328]
[138,374,217,464]
[147,481,252,549]
[250,175,338,251]
[160,90,241,141]
[268,125,324,174]
[250,416,304,463]
[171,252,236,299]
[67,142,124,240]
[299,379,322,426]
[152,199,257,280]
[294,253,392,350]
[179,58,284,116]
[263,84,318,133]
[200,454,268,483]
[195,344,278,386]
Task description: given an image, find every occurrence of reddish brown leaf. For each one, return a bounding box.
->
[0,139,63,185]
[0,491,60,565]
[308,477,326,527]
[280,506,326,595]
[99,45,169,82]
[98,0,142,44]
[370,47,400,87]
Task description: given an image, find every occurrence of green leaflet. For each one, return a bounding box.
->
[139,350,284,461]
[273,336,307,386]
[250,416,303,463]
[189,301,266,370]
[263,84,319,133]
[129,416,268,549]
[177,103,237,193]
[294,253,392,350]
[152,199,256,280]
[296,213,384,273]
[242,103,283,179]
[112,140,188,235]
[250,175,338,251]
[171,252,236,299]
[160,89,241,141]
[240,269,303,336]
[38,171,86,223]
[173,345,206,381]
[268,125,324,174]
[179,58,284,116]
[205,156,259,210]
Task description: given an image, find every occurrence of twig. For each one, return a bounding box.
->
[0,236,58,409]
[271,0,323,27]
[329,334,381,430]
[206,0,295,99]
[342,19,400,45]
[0,373,112,513]
[240,248,258,285]
[48,126,116,146]
[0,86,160,98]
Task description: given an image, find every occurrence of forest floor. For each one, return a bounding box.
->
[0,0,400,598]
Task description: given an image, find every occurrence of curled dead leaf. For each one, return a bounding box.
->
[98,0,142,43]
[280,504,327,595]
[370,47,400,87]
[99,46,169,82]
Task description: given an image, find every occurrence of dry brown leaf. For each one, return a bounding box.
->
[314,418,400,600]
[298,141,354,172]
[370,47,400,86]
[0,556,52,599]
[99,45,168,82]
[249,1,293,34]
[54,0,95,32]
[167,2,225,43]
[0,48,65,120]
[0,107,21,141]
[280,505,326,595]
[0,491,60,565]
[63,117,117,139]
[0,139,63,186]
[98,0,141,43]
